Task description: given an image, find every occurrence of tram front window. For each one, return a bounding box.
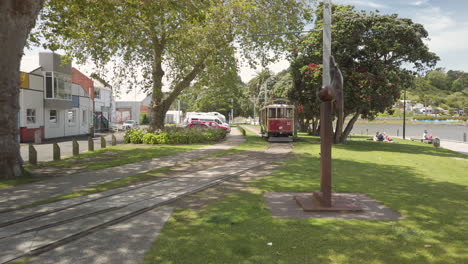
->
[277,108,285,118]
[285,109,292,118]
[268,108,277,118]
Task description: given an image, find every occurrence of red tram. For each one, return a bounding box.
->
[259,99,295,142]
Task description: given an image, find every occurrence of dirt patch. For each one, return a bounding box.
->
[264,192,404,221]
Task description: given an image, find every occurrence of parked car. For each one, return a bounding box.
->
[186,121,210,128]
[202,121,230,132]
[123,120,138,130]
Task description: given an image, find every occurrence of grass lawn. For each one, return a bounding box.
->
[143,134,467,264]
[27,143,207,171]
[0,177,43,190]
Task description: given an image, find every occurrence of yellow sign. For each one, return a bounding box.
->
[20,72,29,89]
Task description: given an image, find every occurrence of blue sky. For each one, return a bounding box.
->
[333,0,468,71]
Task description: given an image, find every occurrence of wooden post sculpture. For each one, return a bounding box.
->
[296,56,361,211]
[72,139,79,156]
[53,143,60,161]
[29,144,37,165]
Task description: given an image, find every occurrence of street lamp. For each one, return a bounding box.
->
[403,89,406,140]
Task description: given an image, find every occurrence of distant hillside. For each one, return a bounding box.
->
[407,69,467,112]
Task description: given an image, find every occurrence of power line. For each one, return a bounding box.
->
[250,29,321,37]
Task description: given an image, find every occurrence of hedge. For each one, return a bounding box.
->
[124,127,226,144]
[413,115,467,121]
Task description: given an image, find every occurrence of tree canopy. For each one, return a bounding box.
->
[35,0,314,129]
[289,4,439,142]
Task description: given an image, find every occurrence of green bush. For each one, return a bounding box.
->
[125,127,226,145]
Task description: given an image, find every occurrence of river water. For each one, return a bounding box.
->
[351,122,467,142]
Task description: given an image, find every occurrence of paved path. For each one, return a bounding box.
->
[20,133,126,163]
[0,130,244,211]
[0,138,290,264]
[439,140,468,155]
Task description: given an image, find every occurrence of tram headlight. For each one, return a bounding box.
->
[279,126,283,130]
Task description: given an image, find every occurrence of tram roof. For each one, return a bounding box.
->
[262,103,294,109]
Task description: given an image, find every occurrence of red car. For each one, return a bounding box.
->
[186,121,210,128]
[187,121,228,131]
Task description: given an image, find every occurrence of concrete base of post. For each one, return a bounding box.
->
[53,143,60,161]
[73,139,79,156]
[88,137,94,151]
[34,130,42,144]
[29,144,37,165]
[101,136,106,148]
[111,134,117,146]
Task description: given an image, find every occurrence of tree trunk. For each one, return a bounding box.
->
[149,51,205,130]
[0,1,44,178]
[334,105,344,144]
[340,110,360,143]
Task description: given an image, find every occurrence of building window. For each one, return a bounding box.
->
[94,88,101,99]
[49,110,57,123]
[68,110,76,125]
[26,109,36,124]
[82,110,87,124]
[45,72,53,98]
[44,71,71,100]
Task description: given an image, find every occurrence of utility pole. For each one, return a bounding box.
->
[253,95,256,125]
[231,98,234,124]
[177,99,181,124]
[403,89,406,139]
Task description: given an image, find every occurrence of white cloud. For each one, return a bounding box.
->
[410,0,429,6]
[414,7,456,33]
[342,0,388,9]
[413,6,468,71]
[239,59,290,83]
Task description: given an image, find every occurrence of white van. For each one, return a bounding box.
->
[186,112,226,123]
[184,113,231,132]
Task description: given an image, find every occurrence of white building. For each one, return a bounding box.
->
[92,78,115,130]
[115,101,141,124]
[19,52,93,142]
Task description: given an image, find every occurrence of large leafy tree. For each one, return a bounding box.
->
[36,0,313,130]
[0,0,44,178]
[290,4,438,143]
[179,67,246,119]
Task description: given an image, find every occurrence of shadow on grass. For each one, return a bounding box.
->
[300,134,466,159]
[145,153,467,264]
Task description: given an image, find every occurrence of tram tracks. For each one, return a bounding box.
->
[0,151,286,264]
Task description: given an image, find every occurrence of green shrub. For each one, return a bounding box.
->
[125,127,227,145]
[142,133,158,144]
[124,129,145,144]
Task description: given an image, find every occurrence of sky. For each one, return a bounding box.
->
[21,0,468,101]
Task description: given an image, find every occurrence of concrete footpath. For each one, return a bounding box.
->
[439,140,468,155]
[0,130,244,211]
